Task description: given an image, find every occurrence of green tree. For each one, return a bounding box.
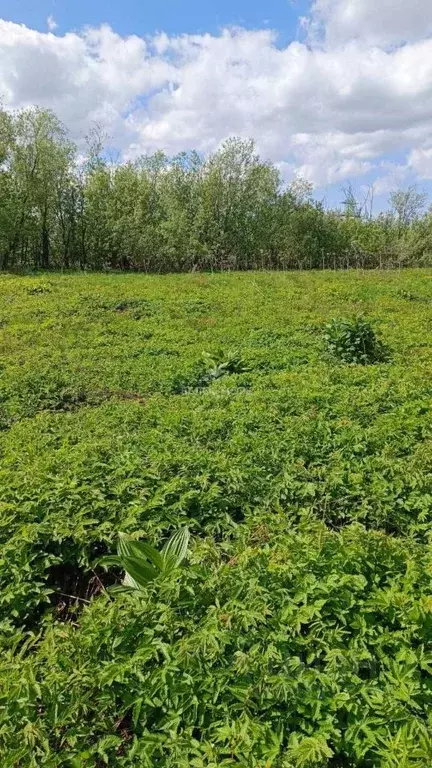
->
[0,107,76,269]
[390,184,428,229]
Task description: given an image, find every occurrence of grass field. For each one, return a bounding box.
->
[1,269,432,767]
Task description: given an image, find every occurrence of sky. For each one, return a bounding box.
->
[1,0,432,208]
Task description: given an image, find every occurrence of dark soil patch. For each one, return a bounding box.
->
[47,547,119,622]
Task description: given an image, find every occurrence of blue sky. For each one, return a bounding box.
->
[2,0,310,41]
[1,0,432,210]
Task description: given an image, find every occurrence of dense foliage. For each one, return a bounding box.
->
[0,269,431,766]
[324,316,389,365]
[1,106,432,272]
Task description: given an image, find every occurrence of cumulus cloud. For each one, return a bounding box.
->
[1,6,432,188]
[408,146,432,179]
[0,21,175,148]
[309,0,432,47]
[47,15,57,32]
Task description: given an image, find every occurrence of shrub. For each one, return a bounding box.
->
[324,316,389,365]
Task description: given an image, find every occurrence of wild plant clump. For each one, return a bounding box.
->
[324,316,389,364]
[201,349,250,381]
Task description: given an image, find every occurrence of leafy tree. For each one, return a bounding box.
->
[0,107,75,269]
[390,184,428,228]
[0,104,432,272]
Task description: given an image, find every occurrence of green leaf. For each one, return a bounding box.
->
[121,556,159,587]
[161,527,190,570]
[99,555,122,568]
[117,535,163,570]
[127,540,164,571]
[108,584,139,595]
[117,532,135,560]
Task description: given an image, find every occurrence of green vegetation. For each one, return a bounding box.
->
[0,269,431,766]
[107,528,191,590]
[323,316,389,365]
[2,106,432,272]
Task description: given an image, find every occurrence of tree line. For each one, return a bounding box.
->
[1,106,432,272]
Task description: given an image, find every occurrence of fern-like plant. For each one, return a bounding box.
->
[284,734,334,767]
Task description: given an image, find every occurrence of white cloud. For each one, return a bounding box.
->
[1,15,432,188]
[408,146,432,179]
[309,0,432,47]
[0,21,175,147]
[47,15,58,32]
[372,163,410,196]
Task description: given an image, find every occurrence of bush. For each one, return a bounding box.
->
[324,316,389,365]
